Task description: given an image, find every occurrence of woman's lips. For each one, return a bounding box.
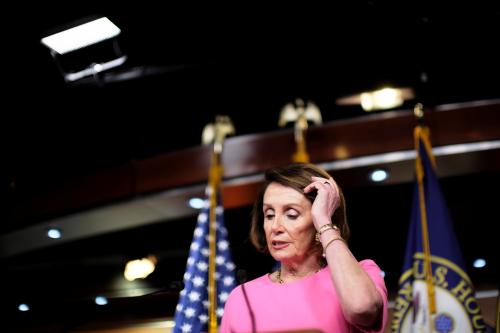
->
[272,241,289,250]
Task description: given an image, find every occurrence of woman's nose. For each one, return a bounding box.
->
[271,215,283,231]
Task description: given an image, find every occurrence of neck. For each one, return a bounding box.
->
[278,256,321,283]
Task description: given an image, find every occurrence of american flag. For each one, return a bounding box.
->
[173,193,236,333]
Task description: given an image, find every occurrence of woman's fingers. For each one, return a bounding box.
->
[305,176,332,191]
[303,178,326,193]
[305,176,340,211]
[310,176,340,194]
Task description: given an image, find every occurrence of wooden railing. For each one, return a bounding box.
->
[7,99,500,228]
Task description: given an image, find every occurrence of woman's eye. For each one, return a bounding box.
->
[285,209,299,220]
[265,214,275,220]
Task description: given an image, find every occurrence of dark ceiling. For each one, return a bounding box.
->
[1,2,500,332]
[3,2,500,166]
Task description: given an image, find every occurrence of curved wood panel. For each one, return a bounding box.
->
[8,100,500,226]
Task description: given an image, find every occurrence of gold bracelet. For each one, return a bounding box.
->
[318,224,333,232]
[315,224,339,242]
[322,237,345,252]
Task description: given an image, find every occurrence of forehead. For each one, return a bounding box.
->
[263,182,308,206]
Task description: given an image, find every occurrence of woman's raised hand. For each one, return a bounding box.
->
[303,176,340,228]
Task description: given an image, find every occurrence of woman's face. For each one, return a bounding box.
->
[263,182,316,264]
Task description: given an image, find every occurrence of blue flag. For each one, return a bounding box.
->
[173,193,236,333]
[392,129,488,333]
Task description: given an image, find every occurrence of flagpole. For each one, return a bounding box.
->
[203,116,235,333]
[208,151,222,333]
[413,103,437,323]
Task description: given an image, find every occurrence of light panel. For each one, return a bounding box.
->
[41,17,121,55]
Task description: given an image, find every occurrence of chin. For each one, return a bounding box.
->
[270,251,292,263]
[268,250,283,261]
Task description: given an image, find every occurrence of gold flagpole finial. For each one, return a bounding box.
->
[413,103,424,120]
[202,115,235,154]
[279,98,322,163]
[201,115,234,333]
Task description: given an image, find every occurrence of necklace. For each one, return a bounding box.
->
[276,269,284,284]
[276,267,321,284]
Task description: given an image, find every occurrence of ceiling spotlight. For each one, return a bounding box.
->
[124,255,157,281]
[188,197,205,209]
[47,227,62,239]
[18,304,30,312]
[369,169,389,182]
[472,258,486,268]
[95,296,108,305]
[40,16,127,83]
[336,87,414,111]
[41,17,121,55]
